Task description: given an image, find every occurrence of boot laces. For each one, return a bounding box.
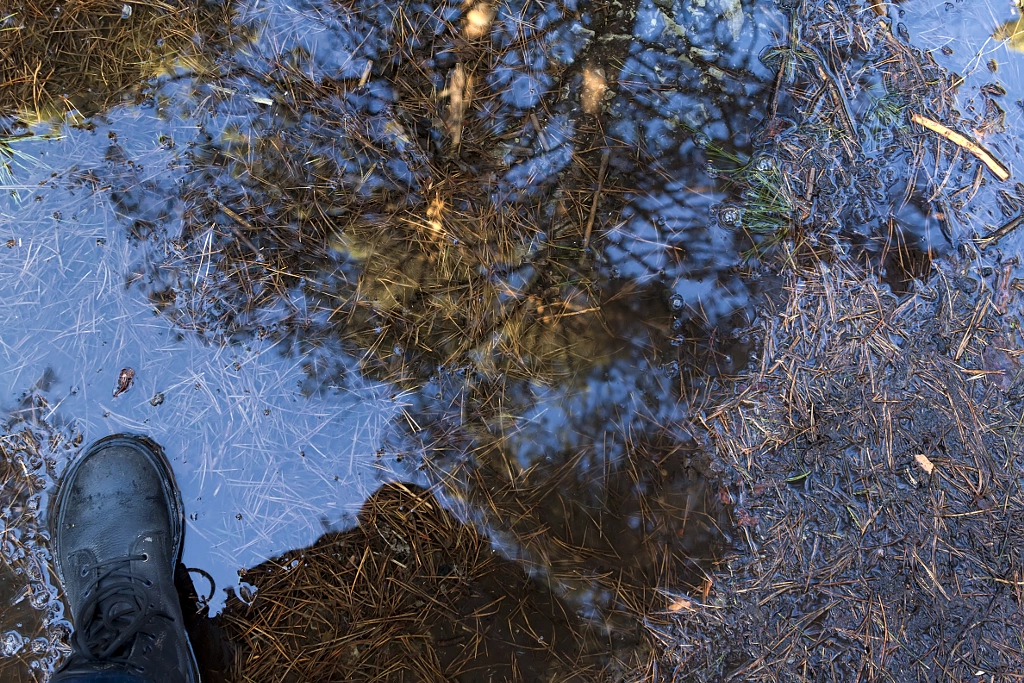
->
[74,554,173,663]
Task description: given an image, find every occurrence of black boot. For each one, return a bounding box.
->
[49,434,202,683]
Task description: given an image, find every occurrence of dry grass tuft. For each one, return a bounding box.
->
[0,0,208,119]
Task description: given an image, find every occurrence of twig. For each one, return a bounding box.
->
[359,60,373,87]
[582,149,610,251]
[954,296,989,362]
[973,213,1024,250]
[910,111,1010,181]
[530,113,549,152]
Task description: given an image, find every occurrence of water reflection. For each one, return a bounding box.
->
[9,0,1018,678]
[2,0,781,675]
[0,105,401,628]
[0,425,73,682]
[903,0,1024,257]
[98,0,772,644]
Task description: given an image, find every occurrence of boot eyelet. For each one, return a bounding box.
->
[141,553,149,561]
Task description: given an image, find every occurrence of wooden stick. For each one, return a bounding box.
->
[582,149,610,251]
[974,213,1024,250]
[910,111,1010,181]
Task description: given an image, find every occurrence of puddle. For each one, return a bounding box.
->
[1,0,770,675]
[0,103,405,596]
[2,0,1023,679]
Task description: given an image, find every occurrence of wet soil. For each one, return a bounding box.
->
[675,257,1024,680]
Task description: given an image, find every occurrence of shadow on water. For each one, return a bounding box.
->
[4,0,1024,678]
[193,482,723,681]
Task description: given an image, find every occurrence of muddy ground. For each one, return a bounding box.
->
[669,256,1024,681]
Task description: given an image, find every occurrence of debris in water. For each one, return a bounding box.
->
[665,597,693,612]
[974,213,1024,250]
[581,66,606,115]
[113,368,135,397]
[910,111,1010,181]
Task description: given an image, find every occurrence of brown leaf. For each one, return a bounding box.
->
[114,368,135,397]
[914,453,935,475]
[666,597,692,612]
